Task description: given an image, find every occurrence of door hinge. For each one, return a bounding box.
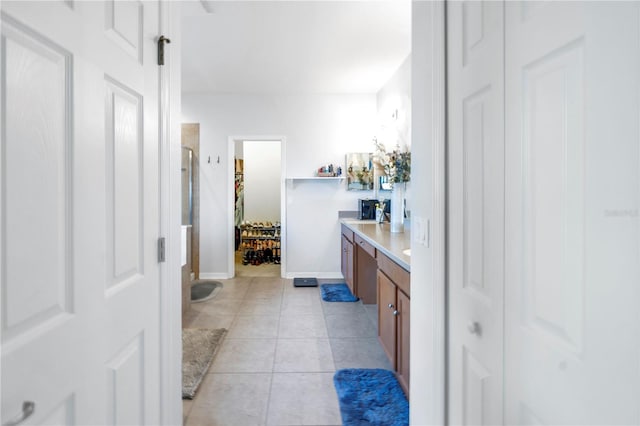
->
[157,35,171,66]
[158,237,166,263]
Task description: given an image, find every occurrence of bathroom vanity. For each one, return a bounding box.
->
[339,220,411,395]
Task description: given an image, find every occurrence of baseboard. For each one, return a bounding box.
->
[200,272,344,281]
[285,272,344,280]
[199,272,232,280]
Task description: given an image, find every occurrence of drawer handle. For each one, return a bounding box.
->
[388,303,394,309]
[393,310,399,316]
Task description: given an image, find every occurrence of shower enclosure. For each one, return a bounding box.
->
[181,146,195,314]
[182,147,194,227]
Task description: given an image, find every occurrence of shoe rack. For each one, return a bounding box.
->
[240,221,281,265]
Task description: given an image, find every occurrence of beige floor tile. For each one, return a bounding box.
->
[210,338,276,373]
[182,308,200,328]
[186,373,271,426]
[227,315,280,339]
[243,291,283,304]
[330,337,393,370]
[320,299,367,316]
[192,298,244,317]
[184,273,394,426]
[266,373,341,426]
[362,303,378,326]
[281,289,321,304]
[278,315,327,338]
[280,290,323,316]
[211,280,251,300]
[325,312,377,338]
[274,339,334,372]
[250,277,287,287]
[238,298,282,315]
[182,399,194,425]
[280,301,323,317]
[184,312,235,330]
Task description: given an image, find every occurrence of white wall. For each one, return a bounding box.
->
[181,93,377,277]
[410,1,446,424]
[376,55,412,212]
[377,54,412,151]
[243,141,281,222]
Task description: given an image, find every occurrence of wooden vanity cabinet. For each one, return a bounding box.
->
[377,270,397,365]
[396,288,410,395]
[354,236,377,304]
[340,225,354,295]
[341,225,377,304]
[377,251,410,396]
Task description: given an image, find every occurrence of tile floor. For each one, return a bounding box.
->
[182,275,391,426]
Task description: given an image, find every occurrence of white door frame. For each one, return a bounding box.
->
[228,136,287,278]
[430,2,447,424]
[409,1,447,424]
[158,1,182,424]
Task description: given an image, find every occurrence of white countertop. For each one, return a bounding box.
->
[341,219,411,271]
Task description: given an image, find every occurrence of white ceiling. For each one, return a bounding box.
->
[181,1,411,94]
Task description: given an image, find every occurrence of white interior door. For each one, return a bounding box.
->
[504,1,640,424]
[447,1,505,424]
[1,1,163,424]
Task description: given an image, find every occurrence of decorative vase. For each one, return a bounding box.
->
[390,182,405,233]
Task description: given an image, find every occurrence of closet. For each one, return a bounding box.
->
[234,140,282,268]
[447,2,639,424]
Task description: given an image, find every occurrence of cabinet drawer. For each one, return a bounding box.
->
[341,224,354,243]
[377,252,410,297]
[354,235,376,258]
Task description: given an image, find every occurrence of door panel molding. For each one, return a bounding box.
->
[1,12,74,343]
[105,76,145,294]
[521,39,585,355]
[104,0,143,63]
[106,333,145,426]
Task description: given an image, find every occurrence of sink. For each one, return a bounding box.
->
[402,249,411,257]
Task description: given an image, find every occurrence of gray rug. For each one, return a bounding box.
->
[191,280,223,303]
[182,328,227,399]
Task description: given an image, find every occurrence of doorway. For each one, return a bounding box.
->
[228,137,286,278]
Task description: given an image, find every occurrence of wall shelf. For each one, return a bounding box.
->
[286,176,345,181]
[286,176,345,188]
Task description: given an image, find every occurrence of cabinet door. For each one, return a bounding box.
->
[396,289,410,396]
[341,235,354,293]
[377,270,397,367]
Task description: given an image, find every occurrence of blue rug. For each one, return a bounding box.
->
[333,369,409,426]
[320,283,358,302]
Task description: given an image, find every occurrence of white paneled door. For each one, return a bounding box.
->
[505,2,640,424]
[449,1,640,425]
[1,1,163,425]
[447,1,505,424]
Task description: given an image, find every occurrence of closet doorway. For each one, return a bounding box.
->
[229,137,286,278]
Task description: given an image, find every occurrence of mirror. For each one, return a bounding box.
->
[346,152,373,191]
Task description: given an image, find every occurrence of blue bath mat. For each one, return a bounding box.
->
[333,369,409,426]
[320,283,358,302]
